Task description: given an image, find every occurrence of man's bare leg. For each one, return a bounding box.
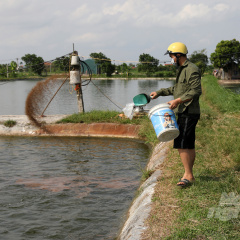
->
[177,149,196,186]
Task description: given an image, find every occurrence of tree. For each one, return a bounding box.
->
[0,64,7,77]
[115,63,132,77]
[119,63,128,73]
[10,61,17,77]
[116,63,129,73]
[21,54,45,75]
[138,53,159,75]
[210,39,240,78]
[52,56,70,72]
[158,64,175,72]
[90,52,115,76]
[189,49,208,75]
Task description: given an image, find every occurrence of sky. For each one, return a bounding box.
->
[1,0,240,65]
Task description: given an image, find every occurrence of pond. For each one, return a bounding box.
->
[0,136,150,240]
[0,78,174,115]
[222,84,240,94]
[0,78,174,239]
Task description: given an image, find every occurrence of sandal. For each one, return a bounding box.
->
[177,178,193,188]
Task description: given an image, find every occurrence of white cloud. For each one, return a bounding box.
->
[6,26,51,46]
[71,5,89,19]
[0,0,240,62]
[177,4,211,21]
[103,2,214,28]
[214,3,229,12]
[103,0,154,23]
[72,32,99,43]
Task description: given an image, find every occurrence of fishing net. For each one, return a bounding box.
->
[25,57,92,131]
[25,74,68,131]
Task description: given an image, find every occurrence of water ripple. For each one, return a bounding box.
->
[0,136,149,240]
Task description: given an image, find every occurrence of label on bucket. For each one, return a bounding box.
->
[149,105,179,142]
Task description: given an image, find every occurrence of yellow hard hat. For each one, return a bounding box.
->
[164,42,188,55]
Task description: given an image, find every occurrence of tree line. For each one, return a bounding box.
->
[1,39,240,78]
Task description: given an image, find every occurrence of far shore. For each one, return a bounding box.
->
[0,76,175,81]
[218,79,240,84]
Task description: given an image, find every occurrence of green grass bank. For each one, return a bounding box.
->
[143,75,240,239]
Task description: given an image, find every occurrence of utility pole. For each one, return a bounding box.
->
[16,58,19,71]
[70,50,84,113]
[6,64,9,78]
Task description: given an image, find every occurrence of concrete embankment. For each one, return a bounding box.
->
[0,115,170,239]
[0,115,67,136]
[0,115,140,138]
[118,141,170,240]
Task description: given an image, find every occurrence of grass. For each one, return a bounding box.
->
[3,120,17,127]
[0,72,45,80]
[201,75,240,113]
[57,110,133,124]
[142,75,240,239]
[57,110,158,146]
[141,169,155,181]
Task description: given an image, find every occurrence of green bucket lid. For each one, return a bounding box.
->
[133,93,151,106]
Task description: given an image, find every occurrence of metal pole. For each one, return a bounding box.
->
[77,74,84,113]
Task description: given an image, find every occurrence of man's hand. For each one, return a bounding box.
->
[150,92,158,99]
[168,98,182,109]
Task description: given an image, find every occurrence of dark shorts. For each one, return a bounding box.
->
[173,114,199,149]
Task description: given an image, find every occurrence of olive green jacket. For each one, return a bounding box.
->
[156,60,202,115]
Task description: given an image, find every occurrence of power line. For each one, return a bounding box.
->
[80,55,170,64]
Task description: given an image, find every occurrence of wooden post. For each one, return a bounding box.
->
[70,51,84,113]
[77,72,84,113]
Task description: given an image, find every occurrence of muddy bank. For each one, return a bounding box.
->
[39,123,140,138]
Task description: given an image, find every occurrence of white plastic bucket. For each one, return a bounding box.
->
[70,71,81,84]
[71,55,80,65]
[148,103,179,142]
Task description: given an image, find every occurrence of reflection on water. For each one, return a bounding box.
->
[223,84,240,94]
[0,136,149,239]
[0,79,174,115]
[138,79,159,89]
[16,176,139,198]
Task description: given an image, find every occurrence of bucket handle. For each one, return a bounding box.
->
[151,113,175,117]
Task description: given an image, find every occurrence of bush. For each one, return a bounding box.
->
[164,71,175,77]
[154,72,164,77]
[154,71,176,78]
[4,120,17,127]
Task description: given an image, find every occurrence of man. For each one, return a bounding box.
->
[150,42,202,187]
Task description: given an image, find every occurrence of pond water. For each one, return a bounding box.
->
[222,84,240,94]
[0,78,172,239]
[0,136,149,240]
[0,78,174,115]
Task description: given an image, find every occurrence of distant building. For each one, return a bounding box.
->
[44,62,52,72]
[82,59,99,75]
[217,62,240,80]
